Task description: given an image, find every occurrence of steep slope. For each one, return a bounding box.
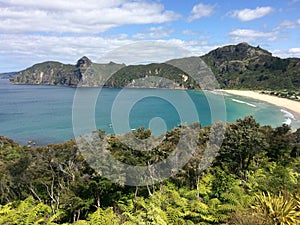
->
[105,63,197,89]
[201,42,300,90]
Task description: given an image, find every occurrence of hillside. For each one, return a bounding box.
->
[11,57,126,87]
[11,42,300,90]
[201,42,300,90]
[104,63,197,89]
[11,57,195,89]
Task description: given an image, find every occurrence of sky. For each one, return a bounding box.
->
[0,0,300,72]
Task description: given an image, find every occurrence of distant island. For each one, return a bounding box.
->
[10,42,300,90]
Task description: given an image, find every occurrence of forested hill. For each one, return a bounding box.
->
[200,42,300,90]
[11,42,300,90]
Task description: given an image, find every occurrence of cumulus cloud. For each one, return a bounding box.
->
[229,29,278,42]
[188,3,215,21]
[0,0,180,34]
[229,6,273,21]
[132,26,174,39]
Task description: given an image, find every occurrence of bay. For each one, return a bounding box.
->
[0,79,298,145]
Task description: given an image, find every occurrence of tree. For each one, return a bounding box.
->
[216,116,267,179]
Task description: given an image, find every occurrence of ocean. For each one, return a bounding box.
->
[0,79,298,145]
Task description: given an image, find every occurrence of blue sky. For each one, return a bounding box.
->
[0,0,300,72]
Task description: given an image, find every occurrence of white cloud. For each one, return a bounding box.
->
[229,29,278,42]
[182,30,198,35]
[273,48,300,58]
[0,31,222,72]
[289,48,300,53]
[132,26,174,39]
[101,40,194,64]
[188,3,215,21]
[229,6,273,21]
[0,34,133,71]
[0,0,180,34]
[0,34,195,70]
[276,19,300,30]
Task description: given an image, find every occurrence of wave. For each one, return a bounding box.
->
[205,90,229,96]
[280,109,295,125]
[280,109,295,120]
[231,98,256,108]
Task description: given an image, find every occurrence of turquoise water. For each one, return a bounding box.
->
[0,79,298,145]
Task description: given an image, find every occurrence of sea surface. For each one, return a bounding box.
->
[0,79,299,146]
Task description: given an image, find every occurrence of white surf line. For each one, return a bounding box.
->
[232,98,257,108]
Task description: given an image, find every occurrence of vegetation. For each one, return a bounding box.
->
[11,43,300,91]
[105,63,197,89]
[261,90,300,101]
[201,42,300,90]
[0,116,299,224]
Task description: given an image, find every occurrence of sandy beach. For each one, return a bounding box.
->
[221,90,300,116]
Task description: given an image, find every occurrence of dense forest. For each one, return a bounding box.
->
[0,116,299,224]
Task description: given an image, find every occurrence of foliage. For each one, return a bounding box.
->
[201,42,300,90]
[215,115,267,179]
[252,192,300,225]
[0,116,299,224]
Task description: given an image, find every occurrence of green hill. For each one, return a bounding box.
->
[11,42,300,90]
[201,42,300,90]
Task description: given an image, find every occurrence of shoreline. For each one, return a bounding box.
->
[220,89,300,117]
